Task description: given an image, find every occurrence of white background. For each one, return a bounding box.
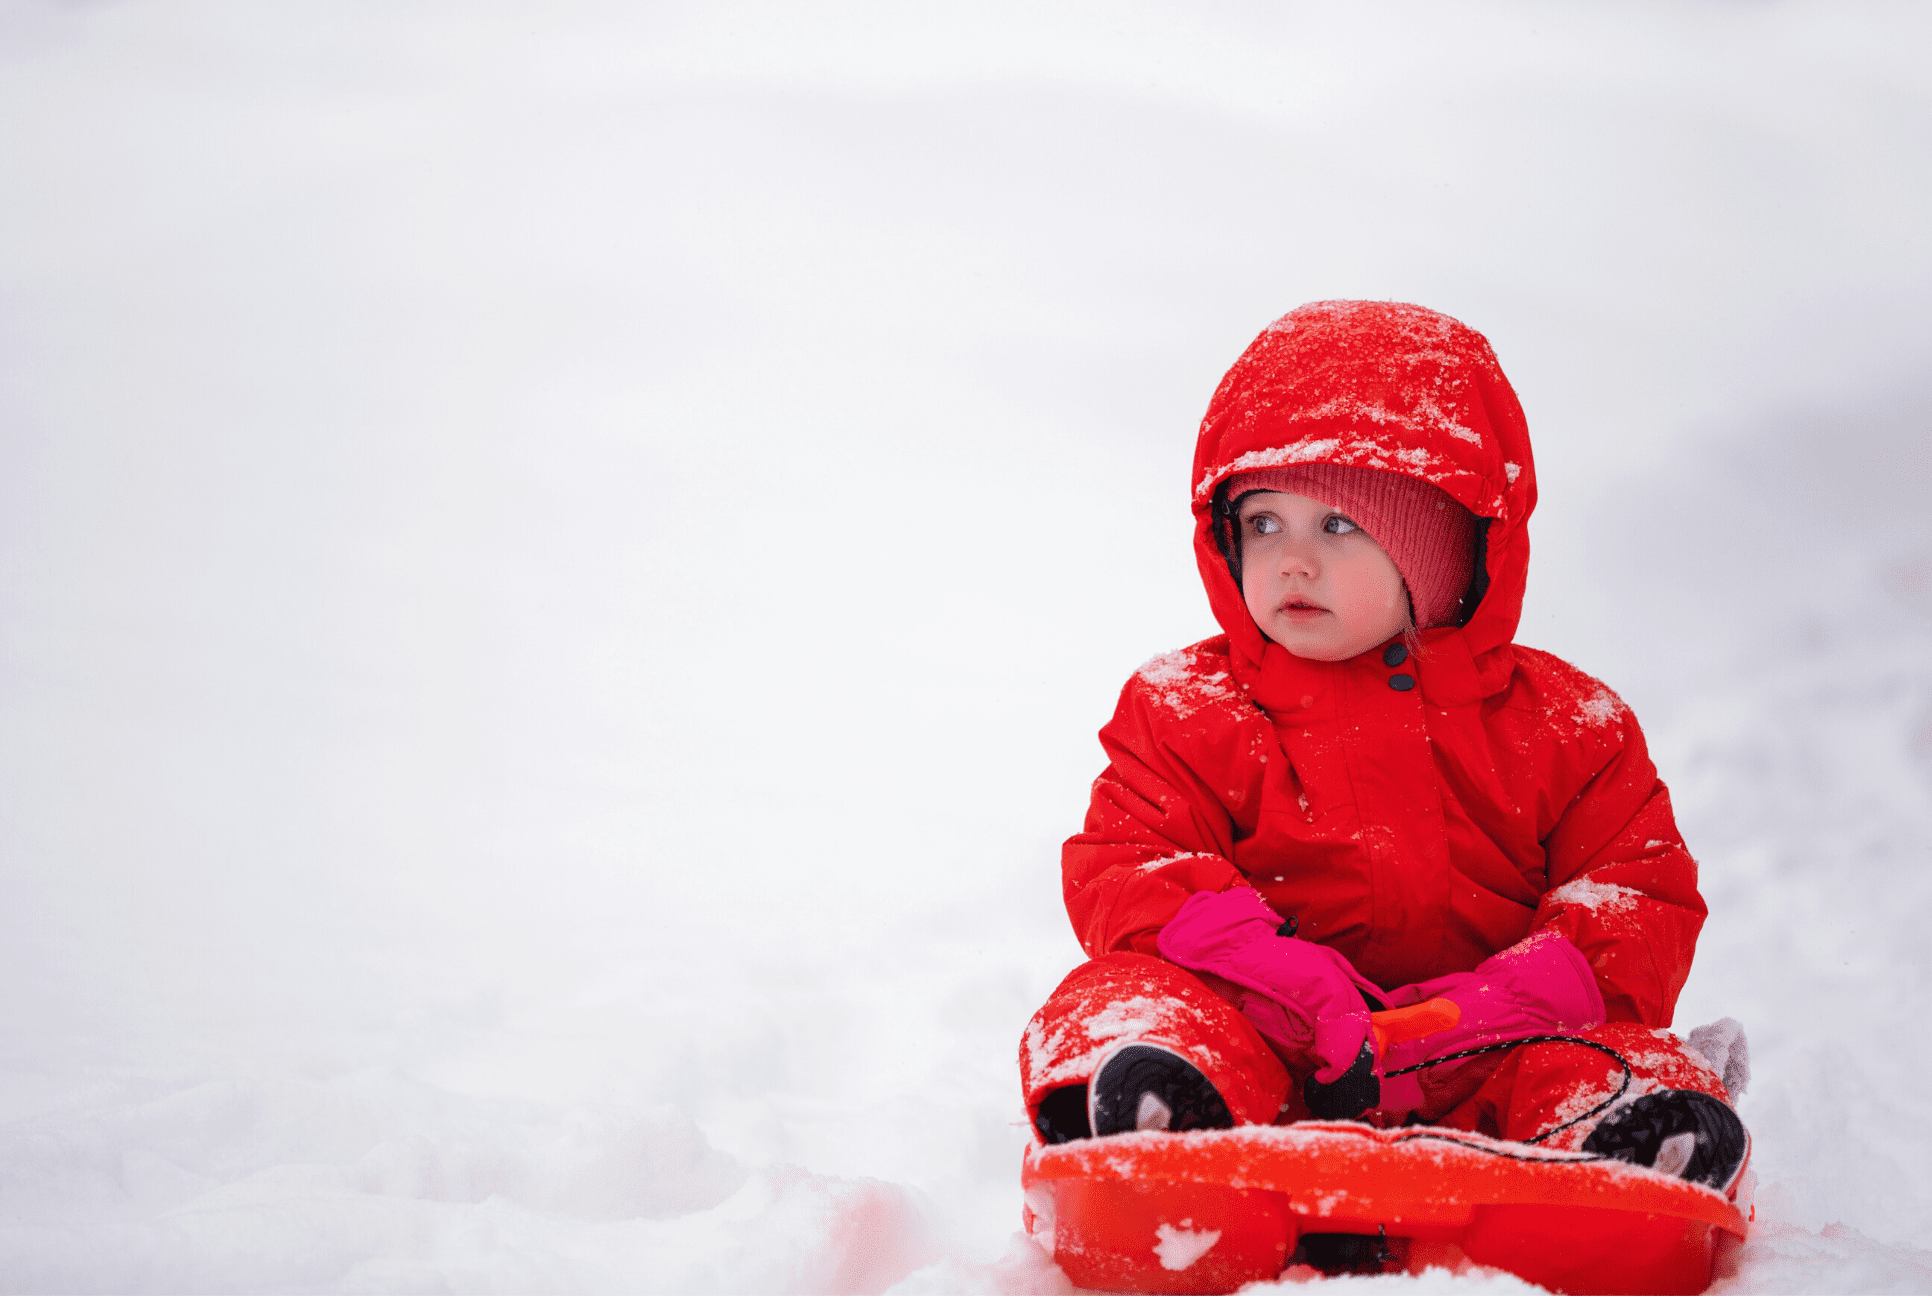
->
[2,3,1929,1291]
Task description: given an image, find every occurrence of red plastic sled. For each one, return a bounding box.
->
[1022,1122,1750,1294]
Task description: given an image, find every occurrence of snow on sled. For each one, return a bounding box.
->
[1021,1120,1750,1294]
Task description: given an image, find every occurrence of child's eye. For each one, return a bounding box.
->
[1322,514,1359,535]
[1248,515,1281,536]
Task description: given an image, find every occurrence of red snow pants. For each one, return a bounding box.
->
[1020,954,1733,1149]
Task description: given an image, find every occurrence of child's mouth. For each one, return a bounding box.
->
[1278,598,1328,617]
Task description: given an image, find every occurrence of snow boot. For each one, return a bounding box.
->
[1089,1043,1235,1137]
[1581,1089,1749,1194]
[1033,1085,1092,1144]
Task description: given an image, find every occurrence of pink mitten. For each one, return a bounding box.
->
[1374,931,1607,1121]
[1157,888,1387,1114]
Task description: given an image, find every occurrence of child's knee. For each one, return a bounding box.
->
[1018,953,1289,1135]
[1584,1022,1736,1104]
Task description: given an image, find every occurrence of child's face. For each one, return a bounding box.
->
[1237,491,1410,661]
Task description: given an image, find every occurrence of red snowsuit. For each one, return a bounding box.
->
[1021,302,1730,1147]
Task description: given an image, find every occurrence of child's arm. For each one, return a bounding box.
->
[1062,656,1260,958]
[1529,693,1707,1028]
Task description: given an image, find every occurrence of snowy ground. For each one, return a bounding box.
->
[2,3,1930,1292]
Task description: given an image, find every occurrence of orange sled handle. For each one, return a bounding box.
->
[1371,997,1462,1056]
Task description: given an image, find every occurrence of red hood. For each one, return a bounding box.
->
[1191,301,1536,693]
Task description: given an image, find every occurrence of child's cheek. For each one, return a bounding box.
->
[1240,571,1273,628]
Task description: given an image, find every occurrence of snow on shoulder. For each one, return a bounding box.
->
[1513,647,1634,744]
[1132,644,1246,724]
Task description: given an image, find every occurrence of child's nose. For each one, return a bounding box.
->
[1276,541,1318,577]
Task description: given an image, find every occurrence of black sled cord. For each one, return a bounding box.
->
[1380,1034,1633,1161]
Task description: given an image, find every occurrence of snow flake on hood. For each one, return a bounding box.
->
[1195,436,1456,500]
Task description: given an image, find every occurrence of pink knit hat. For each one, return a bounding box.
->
[1226,465,1481,629]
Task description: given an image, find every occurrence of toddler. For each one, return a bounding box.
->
[1020,302,1748,1197]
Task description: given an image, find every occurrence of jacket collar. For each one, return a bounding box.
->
[1234,627,1512,716]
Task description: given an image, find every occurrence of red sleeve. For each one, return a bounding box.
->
[1529,709,1706,1027]
[1062,675,1250,958]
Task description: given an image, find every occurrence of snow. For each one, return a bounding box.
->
[1573,685,1625,730]
[1202,440,1347,495]
[1200,438,1455,502]
[1136,649,1239,719]
[1153,1221,1223,1272]
[1082,999,1169,1043]
[3,2,1931,1293]
[1542,878,1642,916]
[1137,853,1212,874]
